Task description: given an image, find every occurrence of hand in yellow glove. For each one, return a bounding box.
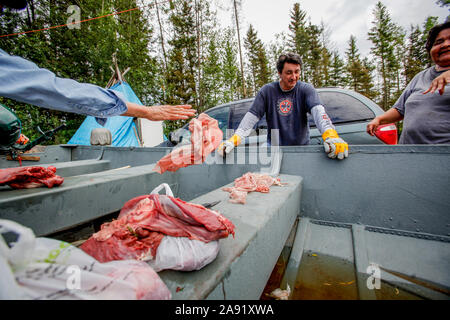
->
[217,134,241,157]
[322,129,349,160]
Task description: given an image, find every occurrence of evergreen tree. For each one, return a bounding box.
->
[345,35,363,91]
[329,50,346,87]
[360,57,377,100]
[0,0,157,143]
[244,24,270,95]
[164,0,198,134]
[368,1,403,110]
[268,31,288,81]
[435,0,449,20]
[344,35,376,99]
[307,23,324,87]
[201,32,222,109]
[405,25,426,83]
[220,28,242,102]
[288,2,309,81]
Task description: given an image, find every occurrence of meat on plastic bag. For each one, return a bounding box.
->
[81,183,234,272]
[0,219,171,300]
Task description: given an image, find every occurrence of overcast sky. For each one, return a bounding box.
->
[215,0,449,58]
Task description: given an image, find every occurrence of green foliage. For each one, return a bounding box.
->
[244,25,270,95]
[368,1,405,110]
[0,0,445,142]
[329,50,346,87]
[0,0,157,143]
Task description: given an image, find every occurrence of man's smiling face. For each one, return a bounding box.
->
[279,62,300,91]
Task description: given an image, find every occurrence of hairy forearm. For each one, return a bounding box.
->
[121,102,195,121]
[121,102,151,118]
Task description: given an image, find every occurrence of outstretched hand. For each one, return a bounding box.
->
[122,102,196,121]
[148,105,196,121]
[423,70,450,95]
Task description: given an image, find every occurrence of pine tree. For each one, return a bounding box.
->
[220,28,242,102]
[164,0,198,133]
[268,31,288,81]
[405,25,426,83]
[0,0,158,143]
[307,23,324,87]
[360,57,377,100]
[345,35,362,91]
[329,50,346,87]
[344,35,376,99]
[201,32,222,110]
[244,25,270,95]
[288,3,309,81]
[368,1,403,110]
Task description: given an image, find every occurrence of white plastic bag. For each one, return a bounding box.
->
[148,235,219,272]
[0,219,171,300]
[148,183,220,272]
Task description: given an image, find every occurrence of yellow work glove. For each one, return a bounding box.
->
[322,129,349,160]
[217,134,241,157]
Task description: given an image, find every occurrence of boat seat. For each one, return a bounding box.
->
[158,173,303,300]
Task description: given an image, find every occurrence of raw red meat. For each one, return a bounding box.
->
[153,113,223,174]
[222,172,282,204]
[80,193,235,263]
[0,165,64,189]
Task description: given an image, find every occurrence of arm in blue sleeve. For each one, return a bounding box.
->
[0,49,128,125]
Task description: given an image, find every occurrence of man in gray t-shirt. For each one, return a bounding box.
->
[393,67,450,144]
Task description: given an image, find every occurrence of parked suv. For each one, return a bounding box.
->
[158,87,397,147]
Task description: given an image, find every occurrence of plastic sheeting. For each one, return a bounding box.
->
[67,82,140,147]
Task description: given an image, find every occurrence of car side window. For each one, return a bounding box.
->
[229,101,253,130]
[308,91,376,127]
[206,107,230,137]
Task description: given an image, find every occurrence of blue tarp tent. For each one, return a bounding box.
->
[67,81,140,147]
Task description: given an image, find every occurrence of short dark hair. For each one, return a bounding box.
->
[425,21,450,54]
[277,53,303,73]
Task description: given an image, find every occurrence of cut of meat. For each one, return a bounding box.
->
[80,193,235,263]
[153,113,223,174]
[0,165,64,189]
[222,172,282,204]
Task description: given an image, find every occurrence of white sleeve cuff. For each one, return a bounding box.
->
[311,105,335,134]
